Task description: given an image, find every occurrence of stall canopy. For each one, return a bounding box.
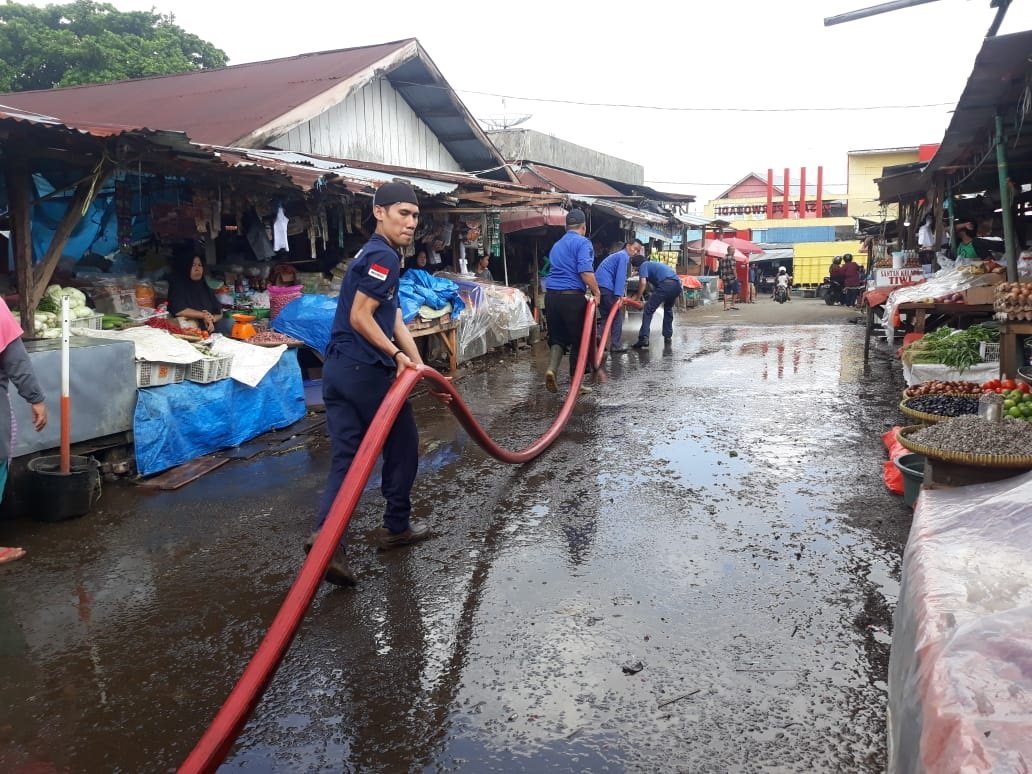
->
[500,205,568,234]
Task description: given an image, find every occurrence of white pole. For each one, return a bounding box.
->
[61,296,71,473]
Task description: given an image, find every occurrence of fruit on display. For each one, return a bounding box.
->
[993,281,1032,321]
[903,380,983,397]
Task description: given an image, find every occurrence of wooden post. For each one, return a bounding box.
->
[4,160,36,335]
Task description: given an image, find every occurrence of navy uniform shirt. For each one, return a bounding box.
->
[329,233,400,367]
[637,261,679,286]
[544,231,594,291]
[595,249,630,294]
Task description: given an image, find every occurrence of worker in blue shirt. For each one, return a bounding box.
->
[630,254,682,349]
[594,238,643,354]
[543,208,601,394]
[305,182,448,587]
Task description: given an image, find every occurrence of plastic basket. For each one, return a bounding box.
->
[135,361,187,388]
[979,342,1000,362]
[187,354,233,384]
[76,312,104,330]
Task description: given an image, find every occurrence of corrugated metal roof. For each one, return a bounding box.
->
[516,163,624,196]
[0,104,196,150]
[0,39,513,181]
[573,196,673,227]
[0,42,411,145]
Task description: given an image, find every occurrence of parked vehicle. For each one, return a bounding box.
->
[823,276,845,305]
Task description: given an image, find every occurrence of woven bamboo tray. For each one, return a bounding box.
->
[898,394,981,425]
[897,424,1032,468]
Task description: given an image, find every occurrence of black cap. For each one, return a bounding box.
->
[566,208,586,227]
[373,182,419,208]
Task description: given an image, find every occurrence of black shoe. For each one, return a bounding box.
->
[304,532,357,587]
[632,340,649,350]
[663,337,672,345]
[611,346,628,353]
[375,520,431,550]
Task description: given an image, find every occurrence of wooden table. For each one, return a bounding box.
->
[408,317,458,377]
[1000,321,1032,378]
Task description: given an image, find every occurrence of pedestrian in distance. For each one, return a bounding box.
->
[840,253,864,308]
[0,297,48,566]
[543,209,601,395]
[594,239,643,354]
[630,254,682,349]
[307,182,450,587]
[719,247,740,311]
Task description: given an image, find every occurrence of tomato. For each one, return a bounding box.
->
[984,379,1001,390]
[1019,382,1031,394]
[1001,379,1017,390]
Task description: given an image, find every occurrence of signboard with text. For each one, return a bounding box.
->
[873,268,925,287]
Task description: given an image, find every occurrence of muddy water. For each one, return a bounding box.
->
[0,320,908,772]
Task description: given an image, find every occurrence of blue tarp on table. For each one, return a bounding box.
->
[133,351,306,476]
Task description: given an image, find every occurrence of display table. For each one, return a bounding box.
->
[865,301,996,361]
[133,351,305,476]
[408,317,458,377]
[1000,321,1032,378]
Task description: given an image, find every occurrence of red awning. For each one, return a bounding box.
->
[501,206,567,234]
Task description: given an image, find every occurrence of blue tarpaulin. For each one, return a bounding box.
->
[133,352,306,476]
[398,269,464,323]
[270,294,338,355]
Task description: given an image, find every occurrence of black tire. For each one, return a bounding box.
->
[825,292,835,306]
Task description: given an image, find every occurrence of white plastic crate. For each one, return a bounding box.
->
[979,342,1000,362]
[187,354,233,384]
[135,361,187,388]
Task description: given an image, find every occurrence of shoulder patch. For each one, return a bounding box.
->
[368,262,389,281]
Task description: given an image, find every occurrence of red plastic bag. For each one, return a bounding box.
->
[882,426,906,495]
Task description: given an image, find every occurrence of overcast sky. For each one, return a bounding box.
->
[24,0,1032,207]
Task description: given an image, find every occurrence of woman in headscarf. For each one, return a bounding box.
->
[167,246,231,334]
[0,298,48,564]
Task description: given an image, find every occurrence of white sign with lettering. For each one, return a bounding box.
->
[873,268,925,287]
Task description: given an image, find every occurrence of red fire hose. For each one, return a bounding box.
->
[180,295,638,772]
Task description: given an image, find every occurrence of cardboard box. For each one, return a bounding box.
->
[963,285,998,305]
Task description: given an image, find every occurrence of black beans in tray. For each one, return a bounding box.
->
[905,394,980,417]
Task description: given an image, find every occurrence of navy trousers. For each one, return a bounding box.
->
[316,357,418,544]
[597,289,624,350]
[637,279,681,341]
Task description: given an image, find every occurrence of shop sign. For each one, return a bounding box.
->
[873,268,925,287]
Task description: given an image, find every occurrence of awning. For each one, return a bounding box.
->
[501,205,567,234]
[573,196,675,236]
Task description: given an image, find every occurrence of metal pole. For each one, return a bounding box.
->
[946,178,956,258]
[824,0,940,27]
[995,113,1018,282]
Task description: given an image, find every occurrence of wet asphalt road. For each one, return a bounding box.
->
[0,299,910,772]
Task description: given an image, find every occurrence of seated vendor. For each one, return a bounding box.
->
[474,253,494,282]
[167,247,232,335]
[955,226,989,265]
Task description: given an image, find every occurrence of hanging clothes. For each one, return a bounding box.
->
[273,205,290,252]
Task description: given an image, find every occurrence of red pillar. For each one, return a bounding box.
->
[815,166,824,218]
[783,168,790,220]
[766,168,774,220]
[798,167,807,220]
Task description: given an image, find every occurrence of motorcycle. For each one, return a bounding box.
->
[774,284,790,304]
[823,276,844,306]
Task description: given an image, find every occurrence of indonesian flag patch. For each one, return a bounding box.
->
[368,262,389,281]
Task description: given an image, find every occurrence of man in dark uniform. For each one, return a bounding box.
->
[305,182,440,586]
[630,254,682,349]
[543,209,601,394]
[594,239,643,354]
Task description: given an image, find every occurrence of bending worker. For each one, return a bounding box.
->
[306,182,447,587]
[630,254,682,349]
[594,239,643,355]
[543,208,601,394]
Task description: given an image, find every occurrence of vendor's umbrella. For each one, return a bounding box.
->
[686,239,749,271]
[722,237,765,256]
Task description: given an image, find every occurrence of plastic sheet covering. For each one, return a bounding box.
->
[435,273,534,353]
[270,294,339,355]
[133,351,305,476]
[888,471,1032,773]
[881,267,1001,331]
[398,269,465,323]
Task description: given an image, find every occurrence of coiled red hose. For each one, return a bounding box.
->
[180,295,638,772]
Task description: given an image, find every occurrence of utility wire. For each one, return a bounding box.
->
[392,80,952,113]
